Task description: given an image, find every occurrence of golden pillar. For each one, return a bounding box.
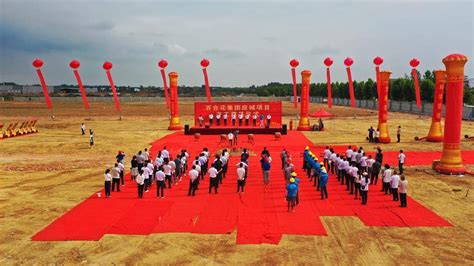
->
[378,71,391,143]
[426,70,446,142]
[297,70,312,131]
[168,72,183,130]
[436,54,468,174]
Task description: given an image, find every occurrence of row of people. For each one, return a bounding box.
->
[198,113,272,127]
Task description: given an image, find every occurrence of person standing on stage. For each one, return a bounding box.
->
[232,112,237,126]
[131,155,138,181]
[252,113,258,126]
[397,125,402,143]
[234,129,239,146]
[382,164,392,195]
[117,159,125,186]
[188,165,199,196]
[238,112,244,126]
[286,178,298,212]
[390,170,401,201]
[155,166,165,198]
[228,131,234,147]
[259,113,265,127]
[319,168,329,200]
[360,172,370,205]
[198,114,204,127]
[266,113,272,128]
[216,112,221,126]
[104,169,112,198]
[245,113,250,126]
[223,112,228,126]
[136,169,145,198]
[398,150,406,174]
[208,113,214,126]
[399,175,408,207]
[81,123,86,135]
[111,163,121,192]
[237,162,246,193]
[208,164,219,194]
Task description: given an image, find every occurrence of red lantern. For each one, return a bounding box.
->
[324,57,333,67]
[290,59,299,68]
[344,57,354,67]
[69,60,80,69]
[158,59,168,69]
[103,61,113,70]
[32,58,44,68]
[200,58,210,68]
[373,56,383,66]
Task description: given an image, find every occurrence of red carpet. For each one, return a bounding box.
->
[32,131,463,244]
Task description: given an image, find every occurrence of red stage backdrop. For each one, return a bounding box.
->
[194,101,282,127]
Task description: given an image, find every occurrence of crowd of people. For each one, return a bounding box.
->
[198,112,273,128]
[101,143,409,211]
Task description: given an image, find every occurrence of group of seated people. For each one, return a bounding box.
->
[197,112,272,128]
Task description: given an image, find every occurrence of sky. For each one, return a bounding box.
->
[0,0,473,87]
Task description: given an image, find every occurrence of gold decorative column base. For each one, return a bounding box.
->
[297,117,311,131]
[426,121,443,142]
[435,143,466,174]
[168,116,183,130]
[378,122,391,143]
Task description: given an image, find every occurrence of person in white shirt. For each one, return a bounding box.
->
[238,112,244,126]
[142,164,151,192]
[351,149,357,166]
[360,172,370,205]
[398,175,408,207]
[252,113,258,126]
[342,158,350,186]
[198,115,204,127]
[397,125,402,143]
[236,162,246,193]
[143,148,150,162]
[223,112,228,126]
[382,164,392,195]
[111,163,121,192]
[360,154,368,173]
[163,159,172,189]
[193,160,202,185]
[323,146,331,170]
[329,151,337,175]
[350,166,358,195]
[266,114,272,127]
[136,170,145,198]
[375,128,380,143]
[354,171,362,199]
[220,149,229,179]
[245,113,250,126]
[231,113,237,126]
[117,160,125,186]
[104,169,112,198]
[346,146,353,162]
[337,157,345,182]
[89,129,94,148]
[398,150,406,174]
[208,165,220,194]
[81,123,86,135]
[198,153,207,178]
[155,167,166,198]
[366,155,375,177]
[208,113,214,126]
[216,113,221,126]
[161,147,170,160]
[390,170,401,201]
[146,160,154,185]
[169,158,177,185]
[228,132,234,147]
[188,165,200,196]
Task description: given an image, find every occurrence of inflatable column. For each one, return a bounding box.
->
[168,72,183,130]
[378,71,391,143]
[426,70,446,142]
[297,70,312,131]
[436,54,468,174]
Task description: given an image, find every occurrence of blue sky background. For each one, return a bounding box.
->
[0,0,472,86]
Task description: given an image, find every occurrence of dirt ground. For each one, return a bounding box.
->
[0,101,473,265]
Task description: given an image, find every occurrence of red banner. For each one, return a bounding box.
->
[194,101,282,127]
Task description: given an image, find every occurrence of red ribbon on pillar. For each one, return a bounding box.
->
[69,60,90,109]
[32,58,52,109]
[324,57,333,108]
[158,59,169,110]
[410,58,421,109]
[103,61,121,112]
[373,56,383,100]
[200,59,211,102]
[289,59,299,109]
[344,57,355,108]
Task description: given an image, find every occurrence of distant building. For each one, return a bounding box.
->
[0,84,22,94]
[22,85,54,95]
[85,87,98,94]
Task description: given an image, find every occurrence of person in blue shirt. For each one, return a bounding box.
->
[291,172,300,205]
[319,168,329,200]
[260,155,271,185]
[311,158,321,188]
[286,178,298,212]
[303,146,310,175]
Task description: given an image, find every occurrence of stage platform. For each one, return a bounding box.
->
[186,125,287,135]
